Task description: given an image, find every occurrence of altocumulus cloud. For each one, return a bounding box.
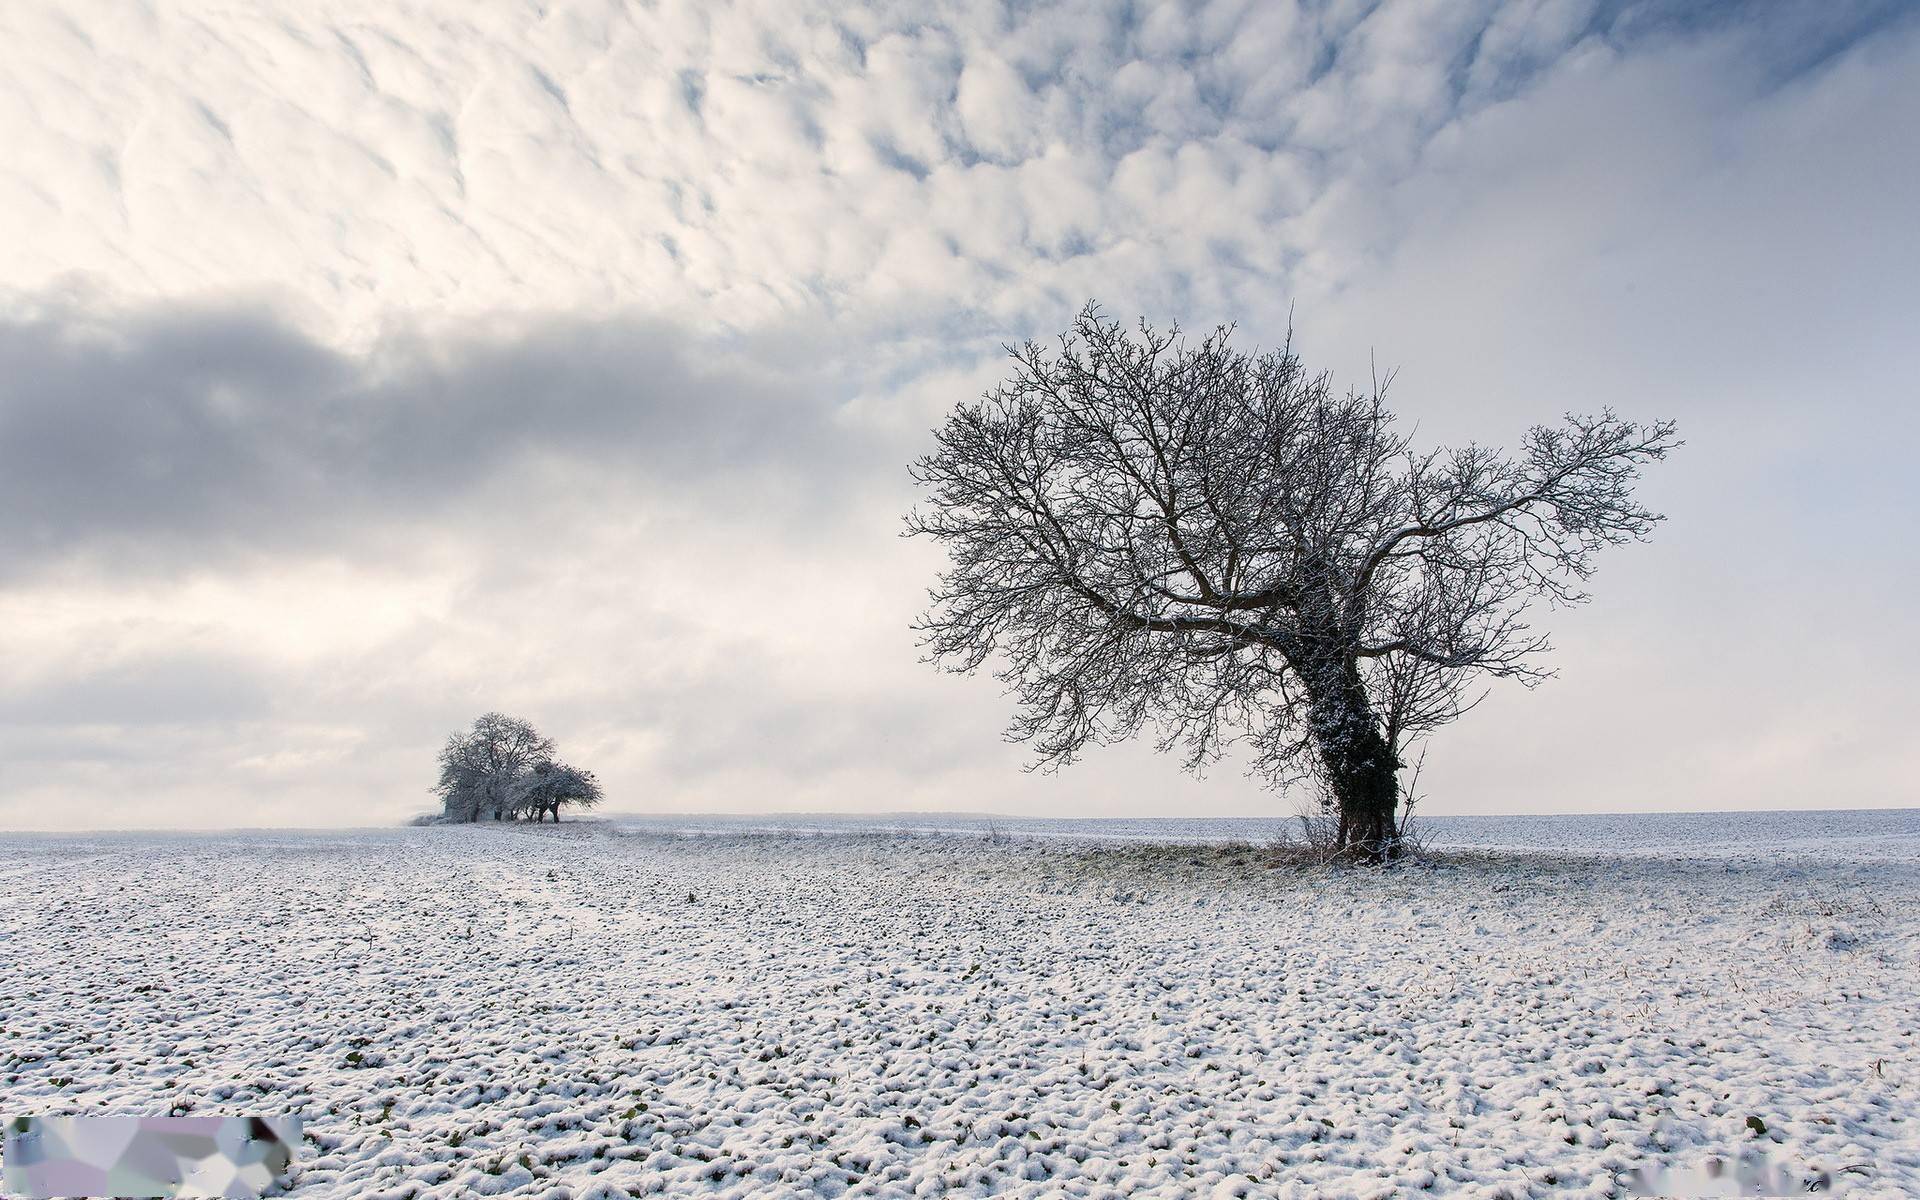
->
[0,0,1917,827]
[17,0,1894,337]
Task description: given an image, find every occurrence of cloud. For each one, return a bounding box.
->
[0,0,1706,339]
[0,298,885,579]
[0,0,1916,828]
[1277,6,1920,813]
[0,652,274,727]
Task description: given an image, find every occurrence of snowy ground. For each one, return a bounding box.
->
[2,818,1916,1198]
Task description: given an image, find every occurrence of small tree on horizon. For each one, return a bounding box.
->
[906,305,1677,862]
[434,713,571,823]
[512,760,604,823]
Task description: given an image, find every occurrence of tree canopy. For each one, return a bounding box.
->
[907,305,1677,859]
[433,713,602,823]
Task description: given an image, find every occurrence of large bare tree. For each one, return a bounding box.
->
[907,306,1677,861]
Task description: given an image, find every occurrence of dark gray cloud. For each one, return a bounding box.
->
[0,652,274,727]
[0,301,887,578]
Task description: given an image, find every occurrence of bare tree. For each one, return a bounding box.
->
[434,713,557,822]
[513,760,605,823]
[906,305,1677,861]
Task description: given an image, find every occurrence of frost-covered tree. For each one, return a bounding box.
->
[512,760,604,823]
[434,713,557,822]
[907,306,1677,861]
[434,715,607,823]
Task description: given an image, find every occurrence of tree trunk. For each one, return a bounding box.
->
[1304,660,1401,864]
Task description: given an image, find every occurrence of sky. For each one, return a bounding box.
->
[1,0,1916,830]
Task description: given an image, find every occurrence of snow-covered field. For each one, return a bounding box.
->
[600,809,1920,863]
[3,814,1916,1198]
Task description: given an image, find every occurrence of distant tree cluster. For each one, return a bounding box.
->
[433,713,604,823]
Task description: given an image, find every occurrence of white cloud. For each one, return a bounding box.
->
[1,0,1916,827]
[0,0,1592,338]
[955,51,1043,162]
